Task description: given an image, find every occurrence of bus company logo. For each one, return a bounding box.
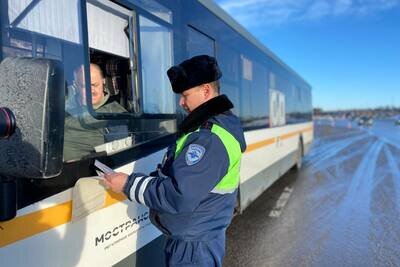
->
[95,211,149,247]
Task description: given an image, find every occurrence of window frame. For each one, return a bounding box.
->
[187,25,216,58]
[137,14,175,115]
[59,0,177,163]
[82,0,176,120]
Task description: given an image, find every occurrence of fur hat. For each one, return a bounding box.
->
[167,55,222,93]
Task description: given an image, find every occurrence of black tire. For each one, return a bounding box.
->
[295,139,303,170]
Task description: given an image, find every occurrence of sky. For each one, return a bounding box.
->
[213,0,400,111]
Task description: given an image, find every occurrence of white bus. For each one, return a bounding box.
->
[0,0,313,266]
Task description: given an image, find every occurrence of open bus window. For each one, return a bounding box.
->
[85,0,133,113]
[63,0,176,162]
[63,59,133,161]
[62,1,133,161]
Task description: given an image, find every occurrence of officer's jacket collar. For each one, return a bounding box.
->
[178,94,233,136]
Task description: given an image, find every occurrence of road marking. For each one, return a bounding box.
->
[269,186,293,218]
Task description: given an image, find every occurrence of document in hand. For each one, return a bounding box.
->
[94,159,115,177]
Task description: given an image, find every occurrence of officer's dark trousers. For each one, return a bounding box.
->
[164,231,225,267]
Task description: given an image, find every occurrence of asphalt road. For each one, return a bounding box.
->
[224,120,400,267]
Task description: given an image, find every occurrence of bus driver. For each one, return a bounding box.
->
[63,63,127,161]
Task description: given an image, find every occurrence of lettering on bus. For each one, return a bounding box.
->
[95,211,149,247]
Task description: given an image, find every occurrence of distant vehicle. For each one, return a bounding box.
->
[358,116,373,126]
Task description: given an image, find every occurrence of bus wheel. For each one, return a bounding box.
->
[295,139,303,170]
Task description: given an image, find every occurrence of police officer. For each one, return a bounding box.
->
[103,55,246,266]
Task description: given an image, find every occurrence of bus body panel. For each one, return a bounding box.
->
[240,122,313,210]
[0,150,166,266]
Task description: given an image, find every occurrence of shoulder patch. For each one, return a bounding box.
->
[185,144,206,166]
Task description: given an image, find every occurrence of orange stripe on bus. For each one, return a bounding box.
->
[245,126,313,153]
[245,138,275,153]
[0,201,71,248]
[0,191,125,248]
[0,126,313,247]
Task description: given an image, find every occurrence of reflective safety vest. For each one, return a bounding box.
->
[174,123,242,194]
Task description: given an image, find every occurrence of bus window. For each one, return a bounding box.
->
[84,0,133,113]
[63,0,176,162]
[0,0,92,162]
[139,15,174,114]
[134,13,176,144]
[187,26,215,58]
[1,0,85,73]
[270,89,286,127]
[134,0,172,24]
[63,0,133,162]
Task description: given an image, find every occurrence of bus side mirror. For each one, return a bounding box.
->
[0,57,65,178]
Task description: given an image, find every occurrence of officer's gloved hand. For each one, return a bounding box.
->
[149,164,162,177]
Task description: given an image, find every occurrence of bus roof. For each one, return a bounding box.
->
[198,0,312,89]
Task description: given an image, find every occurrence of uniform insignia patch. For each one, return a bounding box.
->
[185,144,206,166]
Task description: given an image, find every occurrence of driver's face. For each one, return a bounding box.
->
[89,66,105,106]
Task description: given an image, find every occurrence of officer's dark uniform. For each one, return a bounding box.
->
[123,55,246,266]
